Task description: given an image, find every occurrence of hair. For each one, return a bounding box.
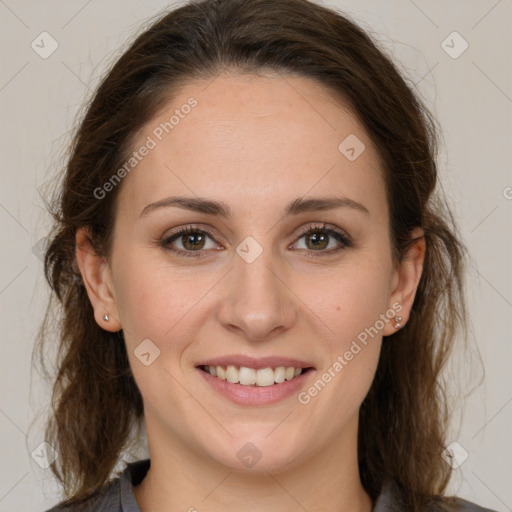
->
[37,0,468,509]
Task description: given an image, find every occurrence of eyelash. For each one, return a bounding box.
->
[159,222,353,259]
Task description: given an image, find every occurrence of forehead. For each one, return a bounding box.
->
[117,72,387,220]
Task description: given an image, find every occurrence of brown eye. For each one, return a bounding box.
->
[304,231,330,250]
[181,232,207,250]
[162,227,219,256]
[290,224,353,256]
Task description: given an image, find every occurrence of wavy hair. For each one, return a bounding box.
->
[36,0,467,508]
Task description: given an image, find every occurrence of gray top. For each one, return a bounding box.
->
[46,459,497,512]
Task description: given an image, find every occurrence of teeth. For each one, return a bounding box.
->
[274,366,286,383]
[204,365,304,386]
[256,368,275,387]
[216,366,226,380]
[285,367,295,380]
[239,366,257,385]
[226,365,238,384]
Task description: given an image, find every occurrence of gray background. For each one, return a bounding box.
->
[0,0,511,510]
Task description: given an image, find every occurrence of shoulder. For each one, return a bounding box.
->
[44,479,122,512]
[438,497,499,512]
[44,459,150,512]
[424,497,499,512]
[374,480,499,512]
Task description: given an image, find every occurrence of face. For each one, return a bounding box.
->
[82,72,419,473]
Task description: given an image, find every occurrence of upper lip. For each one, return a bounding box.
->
[197,355,315,370]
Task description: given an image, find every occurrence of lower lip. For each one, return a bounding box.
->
[197,368,314,406]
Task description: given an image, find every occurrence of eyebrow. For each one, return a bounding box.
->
[139,195,369,219]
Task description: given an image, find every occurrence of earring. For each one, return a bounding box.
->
[103,314,109,322]
[394,315,402,329]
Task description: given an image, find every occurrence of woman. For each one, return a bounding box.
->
[38,0,496,510]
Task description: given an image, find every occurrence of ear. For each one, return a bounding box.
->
[75,227,122,332]
[383,227,426,336]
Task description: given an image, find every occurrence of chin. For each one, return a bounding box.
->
[206,433,307,473]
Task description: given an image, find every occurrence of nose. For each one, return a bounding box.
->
[217,247,297,342]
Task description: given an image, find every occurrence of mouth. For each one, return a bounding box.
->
[198,364,314,387]
[196,356,316,405]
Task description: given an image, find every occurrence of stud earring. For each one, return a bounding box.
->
[394,315,402,329]
[103,314,109,322]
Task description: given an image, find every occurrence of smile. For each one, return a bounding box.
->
[200,364,307,386]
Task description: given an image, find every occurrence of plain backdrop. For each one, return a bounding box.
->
[0,1,511,511]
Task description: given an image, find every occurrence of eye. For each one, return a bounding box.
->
[161,226,221,257]
[159,222,352,258]
[291,223,352,255]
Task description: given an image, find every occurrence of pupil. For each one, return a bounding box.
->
[308,232,328,250]
[184,233,204,250]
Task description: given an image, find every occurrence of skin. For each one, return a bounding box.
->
[76,72,425,512]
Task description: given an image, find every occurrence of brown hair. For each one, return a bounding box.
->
[37,0,467,508]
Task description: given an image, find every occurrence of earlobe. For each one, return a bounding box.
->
[75,227,122,332]
[383,227,426,336]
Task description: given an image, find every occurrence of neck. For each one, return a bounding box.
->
[134,417,373,512]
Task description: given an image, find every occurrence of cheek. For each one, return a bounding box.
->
[112,256,198,408]
[295,267,389,428]
[296,261,393,350]
[112,251,186,345]
[112,248,224,355]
